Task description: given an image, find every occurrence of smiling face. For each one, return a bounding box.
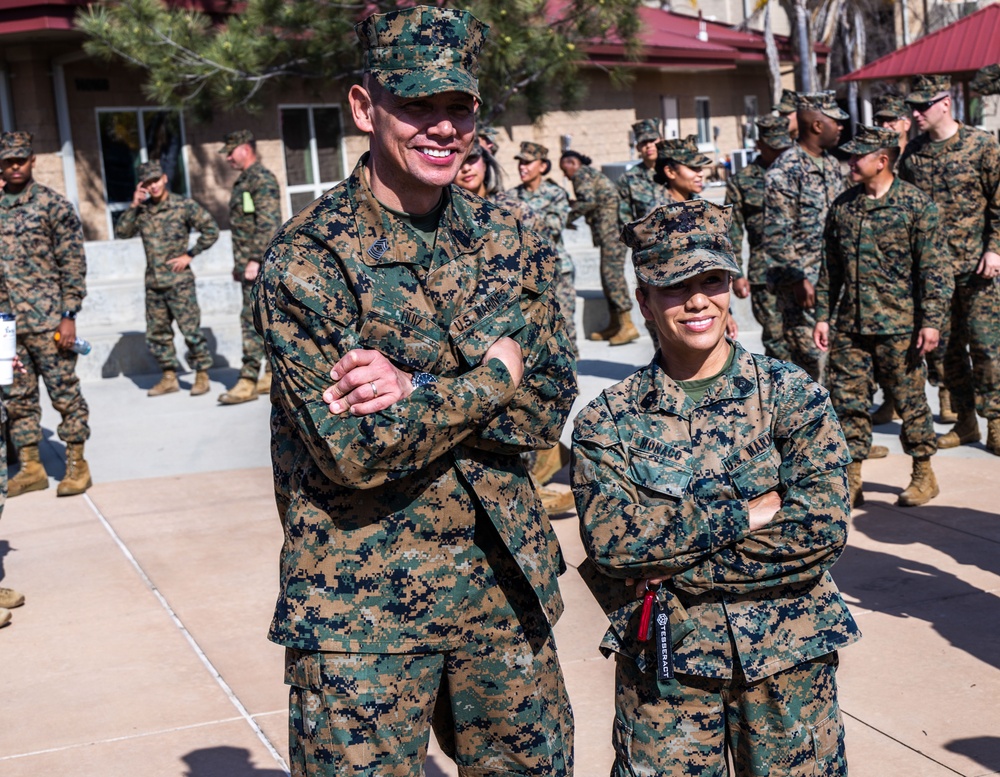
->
[350,80,477,212]
[455,152,488,197]
[559,156,581,179]
[664,162,704,199]
[848,150,885,184]
[518,157,546,188]
[143,174,169,203]
[637,269,732,378]
[0,155,35,193]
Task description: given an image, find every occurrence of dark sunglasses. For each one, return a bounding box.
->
[906,94,947,113]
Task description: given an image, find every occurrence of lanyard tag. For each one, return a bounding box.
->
[653,600,674,681]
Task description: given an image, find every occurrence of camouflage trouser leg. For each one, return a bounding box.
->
[3,331,90,450]
[924,311,947,387]
[942,275,1000,419]
[145,281,212,372]
[828,331,935,461]
[597,218,632,313]
[777,286,825,383]
[612,653,845,777]
[749,284,790,362]
[239,279,265,381]
[554,269,578,358]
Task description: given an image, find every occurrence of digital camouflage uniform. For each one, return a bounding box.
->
[227,152,281,381]
[509,159,577,354]
[569,164,632,313]
[764,141,847,380]
[817,170,951,462]
[617,119,666,229]
[115,187,219,372]
[573,200,859,776]
[0,178,90,451]
[898,123,1000,422]
[725,116,793,361]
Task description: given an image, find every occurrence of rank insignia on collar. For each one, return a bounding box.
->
[367,238,390,260]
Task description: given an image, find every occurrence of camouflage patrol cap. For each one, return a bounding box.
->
[0,130,33,160]
[622,200,740,287]
[220,129,254,154]
[841,124,901,156]
[356,6,488,100]
[797,91,849,120]
[755,115,792,150]
[137,160,164,182]
[872,95,906,120]
[906,74,951,104]
[656,135,712,168]
[514,141,549,162]
[971,63,1000,96]
[632,118,661,144]
[775,88,799,114]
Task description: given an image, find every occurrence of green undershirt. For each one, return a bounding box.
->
[381,196,445,249]
[674,344,736,404]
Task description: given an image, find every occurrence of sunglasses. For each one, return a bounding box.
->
[906,95,947,113]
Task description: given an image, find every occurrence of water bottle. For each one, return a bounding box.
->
[53,332,92,355]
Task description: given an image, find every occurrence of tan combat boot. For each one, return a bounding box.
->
[256,369,272,395]
[190,370,211,396]
[938,388,957,424]
[937,410,981,449]
[147,370,179,397]
[867,445,888,459]
[8,445,48,497]
[0,608,10,628]
[897,457,939,507]
[987,418,1000,456]
[846,461,864,508]
[608,310,640,346]
[57,443,92,497]
[539,486,575,516]
[218,377,259,405]
[588,305,620,341]
[0,588,24,608]
[531,443,570,487]
[871,398,899,425]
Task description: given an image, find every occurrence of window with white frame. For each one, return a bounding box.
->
[280,105,346,214]
[695,97,712,147]
[97,108,189,235]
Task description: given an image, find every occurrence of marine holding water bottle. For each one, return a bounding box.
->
[0,130,93,497]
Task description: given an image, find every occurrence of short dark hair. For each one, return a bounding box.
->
[560,150,592,166]
[882,145,900,167]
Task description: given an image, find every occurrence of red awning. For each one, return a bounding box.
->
[840,3,1000,82]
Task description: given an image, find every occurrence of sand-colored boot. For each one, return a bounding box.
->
[987,418,1000,456]
[0,608,10,628]
[218,377,259,405]
[191,370,211,396]
[871,397,899,425]
[897,457,939,507]
[0,588,24,609]
[846,461,864,508]
[866,445,888,459]
[147,370,179,397]
[8,445,48,497]
[256,369,272,395]
[539,486,575,516]
[57,443,92,497]
[608,310,640,346]
[531,442,570,487]
[588,305,620,342]
[938,388,957,424]
[937,410,981,449]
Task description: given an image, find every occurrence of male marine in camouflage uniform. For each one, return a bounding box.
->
[0,131,92,497]
[726,116,793,361]
[573,200,859,776]
[252,7,577,776]
[898,74,1000,455]
[218,130,281,404]
[116,160,219,397]
[815,125,951,508]
[509,141,577,353]
[775,87,799,139]
[616,118,667,228]
[764,91,848,381]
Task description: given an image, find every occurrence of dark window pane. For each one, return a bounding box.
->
[314,107,343,183]
[282,108,313,186]
[290,191,316,214]
[98,111,140,204]
[144,110,186,195]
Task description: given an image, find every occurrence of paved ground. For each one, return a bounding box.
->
[2,326,999,776]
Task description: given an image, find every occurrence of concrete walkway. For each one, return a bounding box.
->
[2,328,999,776]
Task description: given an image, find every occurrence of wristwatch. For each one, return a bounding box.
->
[411,372,436,388]
[61,311,77,320]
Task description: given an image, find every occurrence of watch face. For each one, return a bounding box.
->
[412,372,436,388]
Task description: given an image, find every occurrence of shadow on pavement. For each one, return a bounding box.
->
[181,746,287,776]
[944,736,1000,773]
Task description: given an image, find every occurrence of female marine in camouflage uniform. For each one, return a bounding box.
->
[573,200,859,776]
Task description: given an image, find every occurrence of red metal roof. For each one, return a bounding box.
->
[841,3,1000,82]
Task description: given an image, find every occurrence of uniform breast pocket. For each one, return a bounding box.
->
[724,433,781,499]
[358,305,445,372]
[451,292,526,368]
[626,443,693,501]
